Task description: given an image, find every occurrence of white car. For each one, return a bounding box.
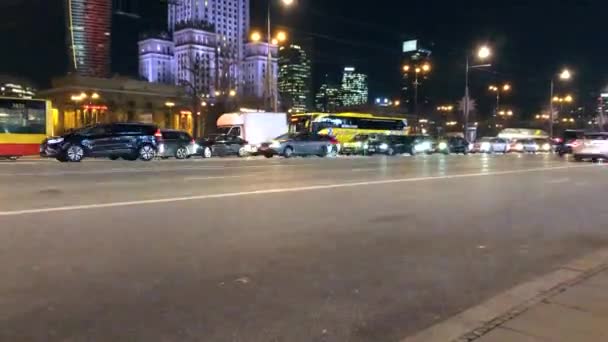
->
[573,133,608,161]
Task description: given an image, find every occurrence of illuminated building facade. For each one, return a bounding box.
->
[65,0,112,77]
[278,44,312,113]
[340,67,368,107]
[139,0,254,98]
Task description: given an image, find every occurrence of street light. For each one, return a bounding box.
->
[276,31,287,42]
[549,68,573,138]
[250,31,262,42]
[488,83,511,118]
[403,62,432,116]
[264,0,295,112]
[464,45,493,136]
[91,92,100,100]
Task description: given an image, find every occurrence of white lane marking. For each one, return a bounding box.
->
[183,175,252,181]
[351,168,379,172]
[0,164,599,217]
[0,162,41,166]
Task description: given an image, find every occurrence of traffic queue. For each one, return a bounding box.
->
[35,110,607,162]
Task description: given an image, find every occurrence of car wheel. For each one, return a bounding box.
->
[574,156,583,162]
[201,146,212,159]
[237,147,247,158]
[264,153,274,158]
[109,156,120,161]
[138,144,155,161]
[66,144,84,162]
[175,146,188,160]
[317,145,329,158]
[283,146,294,158]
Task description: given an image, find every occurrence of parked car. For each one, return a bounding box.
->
[573,132,608,161]
[341,134,380,155]
[40,123,160,162]
[473,137,509,153]
[367,135,431,156]
[556,129,586,156]
[436,136,470,155]
[157,130,197,159]
[197,134,249,158]
[259,133,338,158]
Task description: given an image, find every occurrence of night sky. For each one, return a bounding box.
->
[1,0,607,118]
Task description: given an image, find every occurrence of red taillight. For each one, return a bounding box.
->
[329,137,339,145]
[571,139,582,147]
[191,139,196,144]
[154,129,163,141]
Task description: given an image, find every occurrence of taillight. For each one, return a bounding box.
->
[329,137,339,145]
[191,139,196,145]
[154,129,163,141]
[571,139,582,147]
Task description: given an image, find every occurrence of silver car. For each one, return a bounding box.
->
[259,133,338,158]
[573,132,608,161]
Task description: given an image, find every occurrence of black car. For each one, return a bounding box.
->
[197,134,248,158]
[556,129,585,156]
[368,135,425,155]
[436,136,470,155]
[41,123,160,162]
[158,130,196,159]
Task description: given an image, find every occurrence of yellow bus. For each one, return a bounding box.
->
[289,112,409,144]
[0,97,54,159]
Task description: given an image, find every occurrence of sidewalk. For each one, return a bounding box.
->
[476,268,608,341]
[403,249,608,342]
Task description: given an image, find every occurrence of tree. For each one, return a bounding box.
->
[178,50,211,138]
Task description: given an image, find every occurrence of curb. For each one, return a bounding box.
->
[400,248,608,342]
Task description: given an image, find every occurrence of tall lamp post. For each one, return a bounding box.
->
[549,69,572,138]
[265,0,294,112]
[403,62,431,117]
[488,83,511,117]
[464,46,492,138]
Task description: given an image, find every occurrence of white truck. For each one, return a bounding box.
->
[215,111,288,154]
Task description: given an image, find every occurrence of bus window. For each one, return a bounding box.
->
[0,98,46,134]
[289,116,313,133]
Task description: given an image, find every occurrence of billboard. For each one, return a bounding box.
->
[402,40,418,53]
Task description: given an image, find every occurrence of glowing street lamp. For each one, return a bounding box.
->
[250,31,262,42]
[403,62,432,116]
[465,45,493,135]
[549,67,574,138]
[91,92,100,100]
[276,31,287,42]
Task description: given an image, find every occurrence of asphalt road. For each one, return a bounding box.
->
[0,154,607,342]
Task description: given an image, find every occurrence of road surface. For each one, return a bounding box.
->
[0,154,607,341]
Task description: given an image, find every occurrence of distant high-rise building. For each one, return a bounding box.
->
[139,0,261,100]
[65,0,112,77]
[315,77,342,112]
[278,44,312,113]
[340,67,368,107]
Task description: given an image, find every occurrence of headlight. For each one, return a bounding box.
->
[355,142,363,147]
[481,142,491,150]
[270,140,281,148]
[438,142,448,150]
[542,143,551,150]
[47,137,64,144]
[363,144,369,149]
[415,142,431,151]
[379,143,388,150]
[515,143,523,150]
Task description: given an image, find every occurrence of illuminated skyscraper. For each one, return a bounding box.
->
[65,0,112,77]
[340,67,368,107]
[278,44,312,113]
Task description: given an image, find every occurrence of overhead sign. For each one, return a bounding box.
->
[402,40,418,53]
